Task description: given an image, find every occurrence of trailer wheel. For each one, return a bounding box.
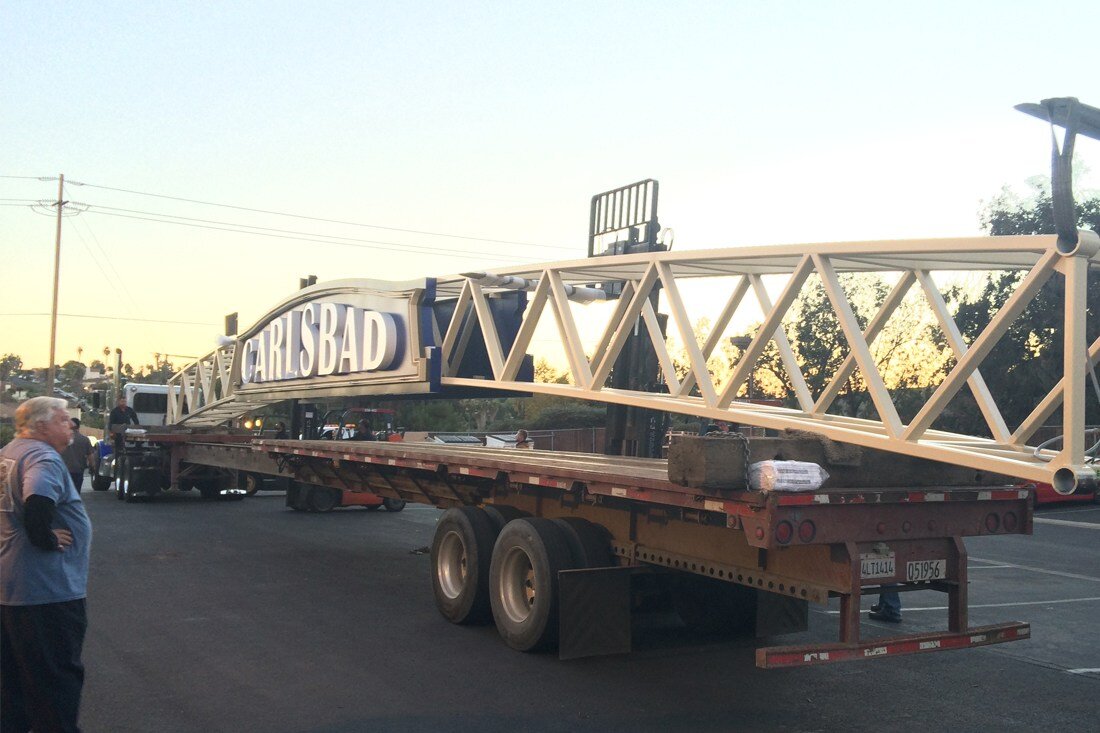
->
[115,457,127,501]
[121,463,140,503]
[482,505,528,533]
[431,507,497,624]
[382,497,406,512]
[307,486,340,513]
[241,473,262,496]
[489,518,573,652]
[551,517,613,569]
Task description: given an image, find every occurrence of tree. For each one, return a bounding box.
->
[0,354,22,402]
[135,361,176,385]
[58,360,86,394]
[944,179,1100,435]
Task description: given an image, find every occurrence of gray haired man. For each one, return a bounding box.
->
[1,396,93,733]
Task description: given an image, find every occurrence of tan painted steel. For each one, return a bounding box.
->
[169,231,1100,490]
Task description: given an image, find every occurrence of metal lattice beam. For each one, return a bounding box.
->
[171,231,1100,493]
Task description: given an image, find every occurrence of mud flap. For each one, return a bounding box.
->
[558,567,632,660]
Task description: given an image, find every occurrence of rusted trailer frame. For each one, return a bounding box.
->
[201,437,1031,667]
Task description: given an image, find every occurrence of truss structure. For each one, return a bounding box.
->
[168,229,1099,493]
[437,231,1100,493]
[166,342,258,427]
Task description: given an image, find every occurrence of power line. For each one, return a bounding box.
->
[82,208,541,263]
[78,201,547,262]
[66,215,140,317]
[68,178,573,251]
[2,313,217,326]
[64,183,142,315]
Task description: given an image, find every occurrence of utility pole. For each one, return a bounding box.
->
[46,173,65,394]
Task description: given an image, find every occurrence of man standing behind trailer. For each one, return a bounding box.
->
[108,396,139,431]
[60,419,94,492]
[108,396,140,455]
[0,397,93,733]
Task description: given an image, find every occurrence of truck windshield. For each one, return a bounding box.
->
[132,392,168,413]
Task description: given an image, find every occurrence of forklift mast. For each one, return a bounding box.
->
[589,179,670,458]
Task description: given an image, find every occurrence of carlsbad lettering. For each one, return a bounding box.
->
[240,303,400,384]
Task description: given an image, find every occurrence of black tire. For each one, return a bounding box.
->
[307,486,340,513]
[671,575,756,637]
[431,507,497,625]
[92,475,112,492]
[550,517,613,569]
[482,505,528,533]
[381,497,406,512]
[122,463,139,503]
[242,473,261,496]
[115,457,127,501]
[489,518,575,652]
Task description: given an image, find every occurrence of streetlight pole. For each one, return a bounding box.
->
[46,173,65,393]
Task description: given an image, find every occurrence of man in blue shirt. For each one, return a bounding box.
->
[1,396,93,733]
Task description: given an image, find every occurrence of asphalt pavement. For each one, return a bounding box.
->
[74,482,1099,733]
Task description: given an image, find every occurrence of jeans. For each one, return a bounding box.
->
[877,590,902,618]
[1,599,87,733]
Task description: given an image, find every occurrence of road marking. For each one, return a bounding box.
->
[827,596,1100,614]
[970,557,1100,583]
[968,564,1013,569]
[1067,668,1100,675]
[1033,517,1100,530]
[1038,505,1100,516]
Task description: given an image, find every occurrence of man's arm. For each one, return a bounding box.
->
[20,454,72,551]
[24,495,62,550]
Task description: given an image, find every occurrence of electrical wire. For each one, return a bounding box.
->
[82,208,542,263]
[68,179,574,251]
[1,312,216,326]
[66,215,140,317]
[81,202,548,259]
[65,183,142,315]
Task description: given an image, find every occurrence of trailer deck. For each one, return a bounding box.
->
[134,432,1033,666]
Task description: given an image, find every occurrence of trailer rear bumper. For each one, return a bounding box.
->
[756,621,1030,668]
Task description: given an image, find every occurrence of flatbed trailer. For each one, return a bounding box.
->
[123,98,1100,670]
[131,430,1032,667]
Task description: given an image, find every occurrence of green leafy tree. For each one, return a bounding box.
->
[0,353,22,402]
[58,360,86,395]
[945,179,1100,435]
[135,361,177,385]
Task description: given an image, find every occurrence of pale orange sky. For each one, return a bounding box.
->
[3,3,1098,370]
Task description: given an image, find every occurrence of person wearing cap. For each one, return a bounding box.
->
[60,418,94,492]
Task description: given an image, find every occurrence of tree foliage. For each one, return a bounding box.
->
[0,354,22,382]
[944,179,1100,435]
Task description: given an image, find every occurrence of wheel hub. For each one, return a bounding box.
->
[437,531,468,600]
[499,546,536,624]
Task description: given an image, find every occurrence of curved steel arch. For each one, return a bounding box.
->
[170,230,1100,492]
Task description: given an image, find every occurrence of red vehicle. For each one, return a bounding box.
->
[1027,481,1098,505]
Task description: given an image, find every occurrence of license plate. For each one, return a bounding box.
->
[906,559,946,582]
[860,553,896,579]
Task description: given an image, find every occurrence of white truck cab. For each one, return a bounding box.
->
[122,383,178,426]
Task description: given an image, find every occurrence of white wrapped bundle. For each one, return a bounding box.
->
[749,460,829,492]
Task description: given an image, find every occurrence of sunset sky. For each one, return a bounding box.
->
[3,1,1098,371]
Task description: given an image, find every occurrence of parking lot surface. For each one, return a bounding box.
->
[77,487,1099,732]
